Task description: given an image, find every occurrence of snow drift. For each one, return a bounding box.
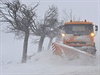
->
[28,49,96,66]
[2,49,99,75]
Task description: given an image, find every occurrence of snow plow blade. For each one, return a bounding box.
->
[52,42,95,60]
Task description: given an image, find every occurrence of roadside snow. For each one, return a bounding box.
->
[1,50,100,75]
[2,63,99,75]
[28,50,96,66]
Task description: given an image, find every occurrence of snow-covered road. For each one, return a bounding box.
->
[1,50,100,75]
[1,63,99,75]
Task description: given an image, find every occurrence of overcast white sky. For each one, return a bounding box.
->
[0,0,100,62]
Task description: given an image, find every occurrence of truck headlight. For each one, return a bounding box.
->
[90,33,95,36]
[61,33,65,37]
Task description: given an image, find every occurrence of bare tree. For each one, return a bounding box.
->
[0,0,39,63]
[30,5,59,52]
[45,5,59,49]
[31,19,46,52]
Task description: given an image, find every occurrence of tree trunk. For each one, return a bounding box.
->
[48,37,53,50]
[38,36,45,52]
[21,32,29,63]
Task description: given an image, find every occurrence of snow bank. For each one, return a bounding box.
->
[28,49,96,66]
[2,50,99,75]
[2,63,98,75]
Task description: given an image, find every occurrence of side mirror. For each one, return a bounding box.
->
[95,25,98,31]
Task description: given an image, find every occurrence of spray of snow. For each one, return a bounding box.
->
[1,49,99,75]
[28,49,96,66]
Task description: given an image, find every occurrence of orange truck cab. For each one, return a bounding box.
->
[61,20,98,54]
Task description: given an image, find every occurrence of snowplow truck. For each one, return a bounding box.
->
[52,20,98,59]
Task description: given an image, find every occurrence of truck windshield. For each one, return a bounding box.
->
[63,24,93,35]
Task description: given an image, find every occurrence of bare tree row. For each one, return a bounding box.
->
[0,0,61,63]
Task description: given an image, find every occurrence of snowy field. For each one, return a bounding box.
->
[1,64,99,75]
[1,49,100,75]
